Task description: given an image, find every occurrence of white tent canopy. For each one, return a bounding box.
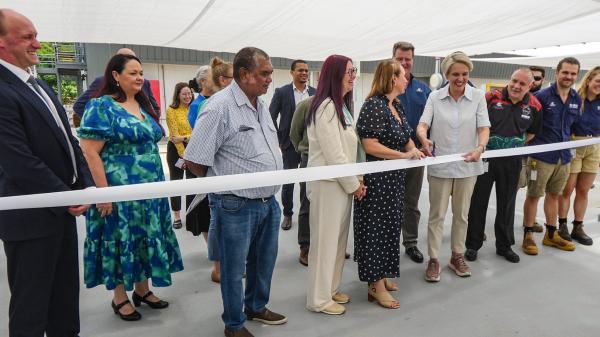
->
[5,0,600,68]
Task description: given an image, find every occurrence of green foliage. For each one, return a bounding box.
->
[38,74,78,104]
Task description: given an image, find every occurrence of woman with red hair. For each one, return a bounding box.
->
[305,55,366,315]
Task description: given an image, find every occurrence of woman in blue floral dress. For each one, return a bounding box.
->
[79,54,183,321]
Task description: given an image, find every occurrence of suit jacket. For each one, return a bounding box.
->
[269,83,315,150]
[73,76,159,117]
[0,64,94,241]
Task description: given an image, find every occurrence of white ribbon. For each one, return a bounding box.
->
[1,138,599,211]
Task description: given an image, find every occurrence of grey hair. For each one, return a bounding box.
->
[195,65,210,90]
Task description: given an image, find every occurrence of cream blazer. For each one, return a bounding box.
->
[307,98,360,194]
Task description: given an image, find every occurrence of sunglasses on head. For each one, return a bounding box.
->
[533,76,543,81]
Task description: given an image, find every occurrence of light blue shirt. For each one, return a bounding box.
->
[419,84,490,178]
[184,81,283,198]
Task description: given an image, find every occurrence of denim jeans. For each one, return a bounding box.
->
[208,193,281,331]
[207,215,219,261]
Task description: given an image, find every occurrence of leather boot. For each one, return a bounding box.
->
[558,223,572,241]
[571,223,593,246]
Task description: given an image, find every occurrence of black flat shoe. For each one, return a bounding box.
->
[173,219,182,229]
[132,291,169,309]
[111,299,142,321]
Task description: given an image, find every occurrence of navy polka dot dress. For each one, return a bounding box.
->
[353,94,411,283]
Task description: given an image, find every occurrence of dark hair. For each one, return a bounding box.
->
[392,41,415,56]
[188,78,200,93]
[233,47,269,81]
[169,82,191,109]
[291,59,307,71]
[306,55,353,129]
[95,54,162,133]
[529,65,546,78]
[557,57,580,73]
[0,9,6,36]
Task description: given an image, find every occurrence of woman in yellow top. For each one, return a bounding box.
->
[165,82,193,229]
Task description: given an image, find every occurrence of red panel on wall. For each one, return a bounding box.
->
[149,79,161,115]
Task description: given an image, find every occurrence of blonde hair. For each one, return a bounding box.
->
[210,57,233,90]
[441,51,473,76]
[367,59,402,99]
[577,66,600,110]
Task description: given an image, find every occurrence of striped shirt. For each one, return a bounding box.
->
[184,81,283,198]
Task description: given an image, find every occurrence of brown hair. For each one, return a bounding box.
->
[210,57,233,90]
[169,82,191,109]
[557,57,580,73]
[367,59,402,99]
[392,41,414,57]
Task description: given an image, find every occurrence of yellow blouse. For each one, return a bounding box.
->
[166,106,192,157]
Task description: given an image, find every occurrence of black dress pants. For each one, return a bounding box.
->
[281,146,301,217]
[466,156,521,252]
[298,153,310,248]
[3,215,80,337]
[167,141,185,211]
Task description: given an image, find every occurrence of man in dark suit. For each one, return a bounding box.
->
[72,47,159,118]
[0,9,94,337]
[269,60,315,231]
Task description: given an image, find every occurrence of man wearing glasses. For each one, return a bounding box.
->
[530,65,546,93]
[393,41,431,263]
[269,60,315,238]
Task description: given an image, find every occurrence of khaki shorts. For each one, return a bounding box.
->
[569,136,600,174]
[526,157,570,197]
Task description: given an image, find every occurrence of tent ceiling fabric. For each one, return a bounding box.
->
[6,0,600,66]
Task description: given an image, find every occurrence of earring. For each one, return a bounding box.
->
[116,80,120,87]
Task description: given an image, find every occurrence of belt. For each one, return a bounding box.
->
[221,194,272,203]
[573,134,600,138]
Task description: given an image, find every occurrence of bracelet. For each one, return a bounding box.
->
[477,144,485,153]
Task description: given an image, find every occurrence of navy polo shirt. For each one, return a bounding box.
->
[530,83,582,164]
[398,75,431,145]
[571,97,600,136]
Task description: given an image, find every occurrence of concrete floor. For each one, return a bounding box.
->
[2,153,600,337]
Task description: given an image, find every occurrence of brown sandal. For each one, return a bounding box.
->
[368,284,400,309]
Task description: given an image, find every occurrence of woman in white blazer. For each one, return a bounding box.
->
[305,55,366,315]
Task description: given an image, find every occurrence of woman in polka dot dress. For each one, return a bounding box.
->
[354,59,424,309]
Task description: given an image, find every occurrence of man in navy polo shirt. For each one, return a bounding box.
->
[393,41,431,264]
[522,57,581,255]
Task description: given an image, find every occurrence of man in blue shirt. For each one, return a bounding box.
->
[393,41,431,263]
[522,57,581,255]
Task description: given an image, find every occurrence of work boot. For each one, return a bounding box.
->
[558,222,572,241]
[531,222,544,233]
[542,228,576,251]
[522,231,538,255]
[299,246,309,266]
[571,223,593,246]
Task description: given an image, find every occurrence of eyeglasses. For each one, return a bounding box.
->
[533,76,543,81]
[346,67,358,76]
[222,75,233,79]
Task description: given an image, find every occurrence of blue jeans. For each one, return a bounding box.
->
[209,193,281,331]
[207,214,219,261]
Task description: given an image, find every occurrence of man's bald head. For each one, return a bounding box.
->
[116,48,136,57]
[0,9,41,70]
[507,68,534,103]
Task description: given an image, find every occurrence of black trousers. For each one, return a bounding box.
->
[281,146,301,217]
[466,157,521,252]
[3,216,80,337]
[298,153,310,248]
[167,141,185,211]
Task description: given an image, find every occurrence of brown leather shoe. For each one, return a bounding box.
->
[244,308,287,325]
[281,216,292,230]
[299,247,308,266]
[224,327,254,337]
[571,223,593,246]
[211,269,220,283]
